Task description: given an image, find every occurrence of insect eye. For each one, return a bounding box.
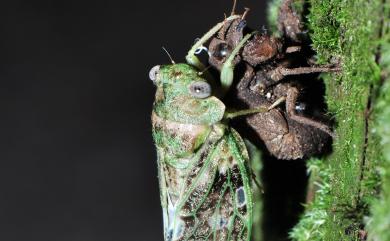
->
[213,43,229,60]
[149,65,160,84]
[295,102,307,113]
[188,81,211,99]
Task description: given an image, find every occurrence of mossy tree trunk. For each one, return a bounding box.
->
[264,0,390,240]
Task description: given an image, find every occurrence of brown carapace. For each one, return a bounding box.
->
[207,0,340,160]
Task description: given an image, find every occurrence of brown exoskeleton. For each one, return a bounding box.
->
[205,0,340,160]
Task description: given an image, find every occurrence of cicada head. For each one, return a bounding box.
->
[149,63,225,125]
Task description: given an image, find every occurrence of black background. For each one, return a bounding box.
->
[0,1,268,240]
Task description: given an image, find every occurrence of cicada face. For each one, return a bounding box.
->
[149,63,225,125]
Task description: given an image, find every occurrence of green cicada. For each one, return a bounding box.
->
[150,15,264,241]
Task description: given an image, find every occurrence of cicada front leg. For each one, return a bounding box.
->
[220,32,254,96]
[186,15,241,71]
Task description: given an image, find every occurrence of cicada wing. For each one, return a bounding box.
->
[165,129,253,241]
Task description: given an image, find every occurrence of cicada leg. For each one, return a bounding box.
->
[267,65,341,83]
[185,15,241,97]
[220,32,254,96]
[186,15,240,71]
[285,86,335,137]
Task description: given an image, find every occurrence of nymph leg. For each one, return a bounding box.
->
[285,87,335,137]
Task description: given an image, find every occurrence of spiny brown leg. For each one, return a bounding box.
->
[268,65,341,82]
[286,87,335,137]
[281,66,341,75]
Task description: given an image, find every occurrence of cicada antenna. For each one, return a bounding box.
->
[162,46,176,64]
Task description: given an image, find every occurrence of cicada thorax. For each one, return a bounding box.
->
[152,111,253,241]
[152,112,211,163]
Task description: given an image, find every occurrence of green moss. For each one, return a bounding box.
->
[288,158,331,241]
[286,0,388,240]
[366,5,390,239]
[367,80,390,241]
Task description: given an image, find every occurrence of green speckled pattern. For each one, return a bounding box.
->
[151,64,253,241]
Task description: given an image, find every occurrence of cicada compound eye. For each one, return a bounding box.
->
[213,43,229,60]
[188,81,212,99]
[149,65,160,84]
